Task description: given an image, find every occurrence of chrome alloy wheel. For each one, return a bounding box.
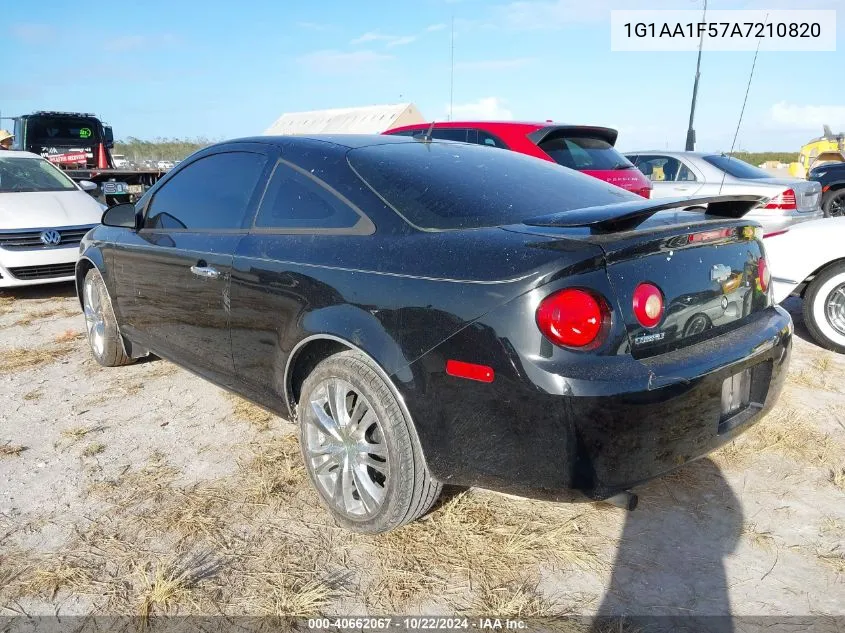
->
[83,276,106,357]
[304,378,389,518]
[825,283,845,336]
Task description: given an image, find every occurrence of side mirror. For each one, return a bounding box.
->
[102,202,138,229]
[103,126,115,149]
[79,180,98,193]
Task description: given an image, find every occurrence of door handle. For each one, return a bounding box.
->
[190,265,220,279]
[674,186,691,191]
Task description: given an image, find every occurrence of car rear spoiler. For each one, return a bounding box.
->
[526,125,619,147]
[523,195,767,233]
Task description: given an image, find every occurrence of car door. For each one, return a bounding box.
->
[633,154,703,199]
[228,152,375,411]
[111,145,273,380]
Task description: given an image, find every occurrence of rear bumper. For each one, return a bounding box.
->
[747,208,823,234]
[401,305,792,500]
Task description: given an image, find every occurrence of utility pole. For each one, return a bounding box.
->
[685,0,707,151]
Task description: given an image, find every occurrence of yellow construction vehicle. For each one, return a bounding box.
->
[789,125,845,178]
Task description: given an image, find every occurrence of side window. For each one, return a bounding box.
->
[475,130,508,149]
[385,129,418,137]
[254,160,366,231]
[144,151,267,230]
[431,128,469,142]
[676,161,697,182]
[636,156,682,182]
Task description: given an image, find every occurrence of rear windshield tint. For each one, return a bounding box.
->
[348,141,634,230]
[539,136,634,171]
[703,154,770,180]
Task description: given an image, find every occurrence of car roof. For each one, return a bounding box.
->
[221,134,417,150]
[624,150,724,158]
[0,150,44,159]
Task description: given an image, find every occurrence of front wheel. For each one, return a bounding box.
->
[803,262,845,354]
[297,350,441,533]
[83,269,134,367]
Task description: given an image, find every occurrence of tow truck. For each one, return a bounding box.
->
[8,111,167,205]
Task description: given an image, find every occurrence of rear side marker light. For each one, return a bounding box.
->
[689,228,734,244]
[536,288,608,349]
[633,283,664,329]
[764,188,797,210]
[446,360,495,383]
[822,185,830,193]
[758,258,770,293]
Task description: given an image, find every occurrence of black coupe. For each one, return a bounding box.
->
[77,135,792,533]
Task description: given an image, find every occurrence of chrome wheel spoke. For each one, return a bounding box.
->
[825,283,845,336]
[356,452,388,473]
[328,380,349,427]
[308,398,342,442]
[304,377,389,519]
[351,463,381,514]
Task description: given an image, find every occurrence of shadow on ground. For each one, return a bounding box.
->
[0,281,77,301]
[593,458,741,632]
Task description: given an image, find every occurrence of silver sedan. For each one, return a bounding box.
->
[624,151,823,234]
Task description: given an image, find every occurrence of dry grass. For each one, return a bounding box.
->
[238,433,306,504]
[829,465,845,491]
[821,516,845,536]
[54,329,84,343]
[22,388,41,401]
[137,555,216,620]
[742,522,776,552]
[361,491,612,612]
[18,563,92,599]
[469,579,561,617]
[815,548,845,577]
[0,342,75,373]
[61,425,105,442]
[12,306,79,327]
[256,575,335,617]
[0,442,27,457]
[226,393,275,431]
[82,442,106,457]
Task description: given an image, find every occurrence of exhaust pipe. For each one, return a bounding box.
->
[603,490,638,511]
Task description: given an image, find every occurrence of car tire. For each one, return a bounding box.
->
[803,262,845,354]
[83,268,133,367]
[822,188,845,218]
[297,350,441,533]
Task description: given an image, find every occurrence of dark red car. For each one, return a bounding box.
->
[384,121,652,198]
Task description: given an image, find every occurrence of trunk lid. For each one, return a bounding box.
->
[754,178,822,212]
[511,195,772,358]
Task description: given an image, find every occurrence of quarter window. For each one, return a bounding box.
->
[143,152,267,230]
[254,160,364,230]
[475,130,508,149]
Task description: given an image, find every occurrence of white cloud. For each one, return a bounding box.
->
[449,97,513,120]
[351,31,417,47]
[426,23,448,32]
[455,57,534,71]
[103,33,179,52]
[768,102,845,132]
[297,49,394,73]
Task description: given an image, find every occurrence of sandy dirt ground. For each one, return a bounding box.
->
[1,281,844,623]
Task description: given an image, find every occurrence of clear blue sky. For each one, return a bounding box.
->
[1,0,842,151]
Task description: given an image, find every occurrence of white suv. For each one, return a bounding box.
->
[0,151,105,288]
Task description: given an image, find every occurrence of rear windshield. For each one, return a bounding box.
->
[348,141,635,230]
[703,155,770,180]
[538,136,634,171]
[26,117,100,144]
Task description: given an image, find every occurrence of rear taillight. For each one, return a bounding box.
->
[536,288,608,349]
[758,257,770,292]
[638,187,651,199]
[632,283,664,328]
[764,188,797,210]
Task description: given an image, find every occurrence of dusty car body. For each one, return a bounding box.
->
[77,135,792,532]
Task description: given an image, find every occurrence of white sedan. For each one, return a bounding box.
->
[764,217,845,353]
[0,151,105,288]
